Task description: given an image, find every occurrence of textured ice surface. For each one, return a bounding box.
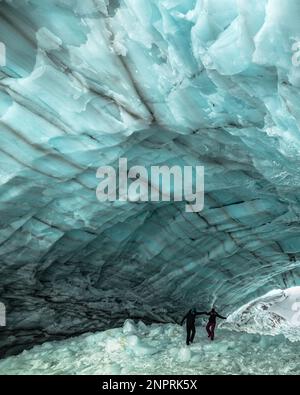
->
[1,0,300,356]
[0,320,300,375]
[224,286,300,341]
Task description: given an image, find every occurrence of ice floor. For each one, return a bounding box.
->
[0,320,299,375]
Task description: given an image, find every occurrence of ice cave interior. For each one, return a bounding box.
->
[0,0,300,374]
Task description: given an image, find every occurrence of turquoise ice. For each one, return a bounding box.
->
[0,0,300,365]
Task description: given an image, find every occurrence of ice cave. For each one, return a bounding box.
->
[0,0,300,375]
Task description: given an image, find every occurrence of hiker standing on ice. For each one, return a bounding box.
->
[204,308,226,341]
[181,308,206,345]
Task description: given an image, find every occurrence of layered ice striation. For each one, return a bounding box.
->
[1,0,300,356]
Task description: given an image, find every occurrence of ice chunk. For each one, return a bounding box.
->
[177,346,191,363]
[137,321,149,334]
[126,334,140,347]
[126,334,157,356]
[105,338,123,353]
[123,319,137,335]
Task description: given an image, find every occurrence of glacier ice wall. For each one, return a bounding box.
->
[1,0,300,356]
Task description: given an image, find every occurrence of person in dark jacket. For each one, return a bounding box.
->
[181,308,206,345]
[204,308,226,340]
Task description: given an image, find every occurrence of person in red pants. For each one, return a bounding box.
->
[204,308,226,340]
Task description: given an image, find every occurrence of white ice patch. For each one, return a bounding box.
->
[224,287,300,341]
[36,28,62,51]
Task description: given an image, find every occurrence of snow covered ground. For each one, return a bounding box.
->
[1,320,300,375]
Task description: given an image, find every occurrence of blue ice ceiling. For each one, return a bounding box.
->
[1,0,300,356]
